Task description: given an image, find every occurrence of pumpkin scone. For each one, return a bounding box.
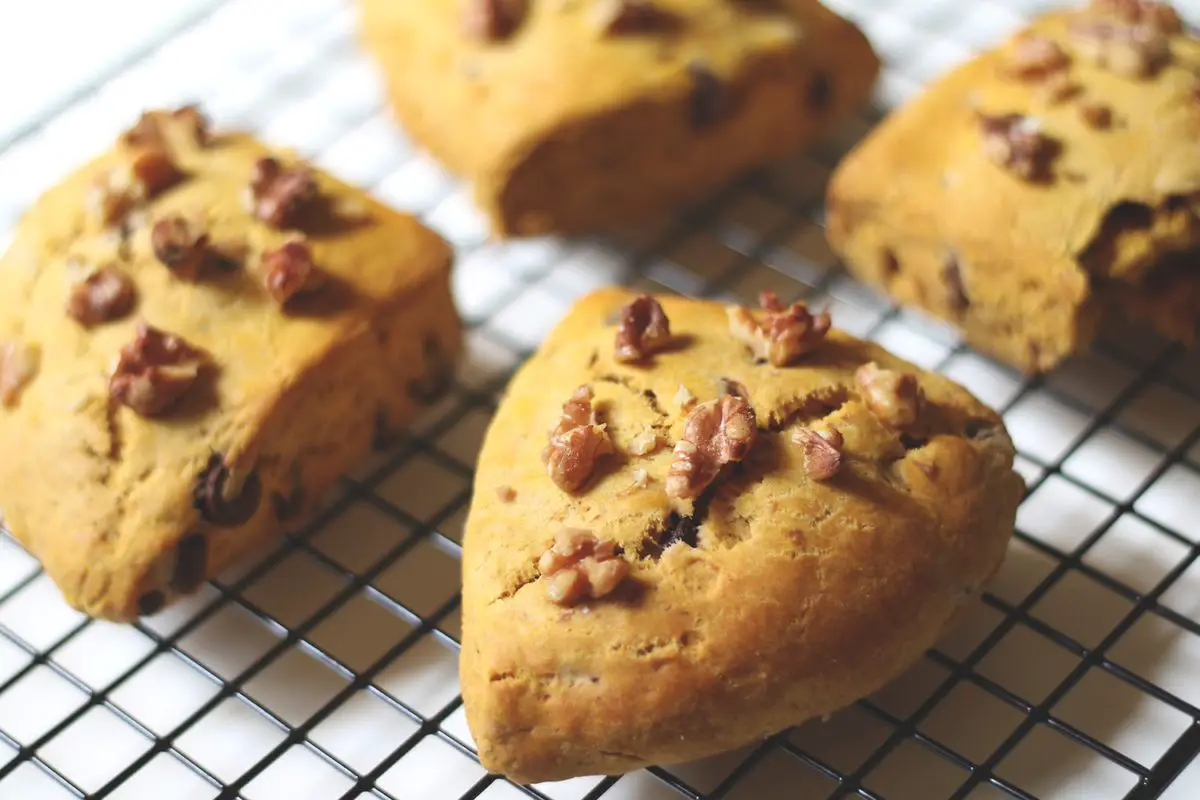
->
[0,107,460,622]
[826,0,1200,373]
[460,288,1023,783]
[357,0,879,237]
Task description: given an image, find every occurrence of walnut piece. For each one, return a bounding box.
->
[1069,6,1175,78]
[89,152,183,227]
[463,0,526,40]
[591,0,671,34]
[67,266,136,327]
[543,386,614,492]
[121,105,210,150]
[666,395,757,499]
[727,290,831,366]
[496,485,517,502]
[791,426,844,481]
[1087,0,1183,33]
[855,362,923,431]
[978,113,1057,180]
[0,342,40,408]
[1008,34,1071,79]
[537,528,630,606]
[614,294,671,363]
[262,239,323,305]
[1081,103,1115,129]
[628,428,661,455]
[109,324,205,417]
[248,157,319,229]
[674,383,697,410]
[151,216,210,279]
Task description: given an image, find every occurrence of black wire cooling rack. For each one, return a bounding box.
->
[0,0,1198,798]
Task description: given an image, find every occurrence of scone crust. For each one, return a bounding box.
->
[826,8,1200,371]
[359,0,879,235]
[461,289,1023,782]
[0,125,459,620]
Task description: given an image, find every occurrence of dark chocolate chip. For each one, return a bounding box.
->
[688,62,729,128]
[137,590,165,617]
[193,453,262,527]
[661,511,699,549]
[807,72,833,112]
[942,255,970,313]
[170,534,208,593]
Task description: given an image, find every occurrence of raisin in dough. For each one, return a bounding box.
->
[358,0,879,236]
[826,0,1200,373]
[0,109,460,621]
[460,288,1023,782]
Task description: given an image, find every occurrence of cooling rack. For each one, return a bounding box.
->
[0,0,1198,797]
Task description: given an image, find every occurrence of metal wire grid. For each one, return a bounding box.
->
[0,0,1198,797]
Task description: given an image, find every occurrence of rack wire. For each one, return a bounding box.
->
[0,0,1198,797]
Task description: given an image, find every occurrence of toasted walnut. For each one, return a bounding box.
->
[1008,34,1071,79]
[727,290,831,366]
[170,105,211,147]
[248,157,319,229]
[1070,19,1172,77]
[590,0,671,34]
[543,386,614,492]
[666,395,757,499]
[674,383,697,411]
[151,216,210,279]
[538,528,630,606]
[88,151,182,227]
[1081,103,1114,129]
[109,324,205,417]
[463,0,526,40]
[121,105,210,150]
[628,429,661,456]
[792,426,844,481]
[262,239,322,305]
[1040,72,1082,104]
[1087,0,1183,33]
[0,342,40,408]
[67,266,136,327]
[614,294,671,363]
[978,113,1057,180]
[855,362,923,431]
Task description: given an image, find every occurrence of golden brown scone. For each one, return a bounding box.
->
[826,0,1200,373]
[460,288,1023,783]
[0,107,460,622]
[357,0,879,237]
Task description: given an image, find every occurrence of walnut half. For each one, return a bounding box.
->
[855,362,923,431]
[67,266,136,328]
[538,528,630,606]
[248,158,319,229]
[543,386,614,492]
[792,426,844,481]
[666,395,757,499]
[109,324,206,417]
[727,291,831,366]
[614,294,671,363]
[262,239,323,305]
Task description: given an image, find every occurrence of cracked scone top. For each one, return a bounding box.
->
[460,288,1024,783]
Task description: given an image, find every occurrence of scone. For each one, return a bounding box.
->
[826,0,1200,373]
[0,107,460,622]
[357,0,879,237]
[460,288,1023,782]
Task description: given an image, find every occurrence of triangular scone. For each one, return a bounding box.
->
[461,289,1023,783]
[357,0,878,237]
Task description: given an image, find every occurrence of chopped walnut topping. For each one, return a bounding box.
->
[1040,72,1082,104]
[1070,18,1173,77]
[262,239,322,305]
[674,383,697,411]
[109,324,205,417]
[538,528,630,606]
[666,395,757,499]
[628,429,661,456]
[543,386,614,492]
[792,426,844,481]
[1087,0,1183,34]
[463,0,526,40]
[151,216,210,279]
[248,157,319,229]
[614,294,671,363]
[855,362,923,431]
[1081,103,1114,129]
[1008,34,1071,80]
[67,266,136,327]
[978,113,1057,180]
[89,151,182,227]
[630,468,650,489]
[121,105,210,150]
[727,290,831,366]
[170,105,211,147]
[496,485,517,502]
[0,342,40,408]
[590,0,671,34]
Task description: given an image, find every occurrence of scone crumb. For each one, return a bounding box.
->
[666,396,757,499]
[262,239,324,305]
[248,157,319,229]
[538,528,630,606]
[1080,103,1114,129]
[1008,34,1070,80]
[109,324,206,417]
[591,0,672,35]
[463,0,526,41]
[855,362,923,431]
[792,426,844,481]
[0,342,40,408]
[497,485,517,502]
[674,383,697,411]
[543,386,614,492]
[151,216,210,279]
[614,294,672,363]
[67,266,136,328]
[978,113,1056,181]
[628,429,661,456]
[727,291,831,366]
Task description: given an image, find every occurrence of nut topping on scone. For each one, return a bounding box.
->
[727,290,831,366]
[614,294,671,363]
[855,362,923,430]
[1008,34,1071,79]
[109,324,206,417]
[262,239,323,305]
[121,106,210,150]
[978,113,1057,180]
[248,157,319,229]
[628,428,661,455]
[67,266,136,327]
[1080,103,1115,129]
[591,0,673,35]
[792,426,844,480]
[537,528,630,606]
[544,386,614,492]
[666,395,757,499]
[89,149,184,227]
[0,342,39,408]
[194,453,263,527]
[463,0,526,41]
[1087,0,1183,33]
[151,216,210,279]
[1069,0,1181,78]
